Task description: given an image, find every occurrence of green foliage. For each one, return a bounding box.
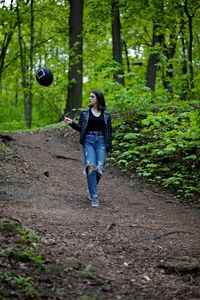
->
[111,83,200,198]
[17,226,39,247]
[0,218,46,298]
[0,140,13,154]
[0,273,37,297]
[0,0,69,130]
[1,0,200,131]
[0,224,46,268]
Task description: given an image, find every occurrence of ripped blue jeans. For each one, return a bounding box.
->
[83,134,106,198]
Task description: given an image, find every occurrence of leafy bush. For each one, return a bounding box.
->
[110,80,200,199]
[0,218,46,298]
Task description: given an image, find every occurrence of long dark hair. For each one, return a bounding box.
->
[91,90,106,111]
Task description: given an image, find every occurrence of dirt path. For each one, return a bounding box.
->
[1,128,200,299]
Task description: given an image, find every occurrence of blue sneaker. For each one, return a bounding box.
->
[91,197,99,207]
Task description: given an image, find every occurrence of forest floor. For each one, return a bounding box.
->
[0,127,200,300]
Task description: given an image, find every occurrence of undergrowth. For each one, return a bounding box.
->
[0,217,107,299]
[0,218,45,298]
[108,79,200,199]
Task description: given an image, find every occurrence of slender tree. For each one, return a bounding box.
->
[16,0,28,126]
[111,0,124,85]
[65,0,83,117]
[16,0,34,128]
[123,41,131,73]
[28,0,34,128]
[180,17,189,99]
[183,0,200,91]
[0,0,17,83]
[146,22,164,91]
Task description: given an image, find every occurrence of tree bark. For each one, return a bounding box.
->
[111,0,124,85]
[0,0,17,84]
[27,0,34,129]
[162,32,177,95]
[180,18,189,100]
[65,0,83,117]
[16,0,35,128]
[0,31,15,84]
[123,41,131,73]
[183,0,196,90]
[16,0,28,127]
[146,23,164,91]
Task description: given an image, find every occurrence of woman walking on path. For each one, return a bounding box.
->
[64,90,112,207]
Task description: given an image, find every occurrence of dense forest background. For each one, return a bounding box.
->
[0,0,200,198]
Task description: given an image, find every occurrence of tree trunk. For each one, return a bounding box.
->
[16,0,34,128]
[146,23,164,91]
[162,32,177,95]
[16,0,28,127]
[27,0,34,129]
[123,41,131,73]
[183,0,195,90]
[111,0,124,85]
[0,0,17,84]
[180,18,189,100]
[65,0,83,117]
[0,31,15,84]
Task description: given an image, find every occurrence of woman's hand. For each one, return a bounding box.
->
[64,115,73,124]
